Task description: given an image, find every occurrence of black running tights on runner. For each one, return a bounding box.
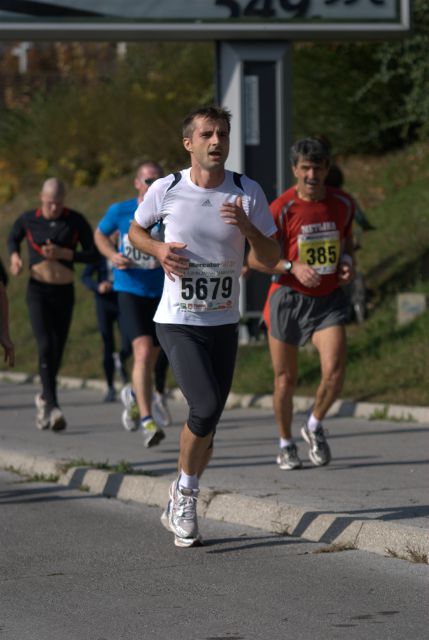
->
[26,279,74,409]
[156,323,238,438]
[154,348,169,395]
[95,293,132,388]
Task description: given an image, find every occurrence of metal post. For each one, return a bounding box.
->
[216,41,293,333]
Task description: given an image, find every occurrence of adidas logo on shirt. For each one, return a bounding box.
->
[201,199,212,207]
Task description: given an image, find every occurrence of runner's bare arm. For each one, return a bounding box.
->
[94,228,131,270]
[128,220,189,282]
[9,252,23,276]
[248,253,321,288]
[40,240,73,261]
[338,234,355,284]
[246,232,280,271]
[220,196,280,269]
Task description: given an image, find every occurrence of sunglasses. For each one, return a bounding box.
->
[143,178,156,186]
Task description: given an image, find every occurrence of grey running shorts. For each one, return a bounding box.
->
[269,286,348,346]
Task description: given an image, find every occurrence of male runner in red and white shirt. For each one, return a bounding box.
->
[250,137,355,470]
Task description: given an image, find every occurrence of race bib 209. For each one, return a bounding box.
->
[122,233,160,270]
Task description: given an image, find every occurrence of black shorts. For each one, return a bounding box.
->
[269,286,348,347]
[117,292,160,345]
[156,322,238,438]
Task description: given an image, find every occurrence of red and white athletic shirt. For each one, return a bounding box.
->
[270,185,355,298]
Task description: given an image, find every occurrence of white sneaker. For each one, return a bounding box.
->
[49,407,67,432]
[161,478,201,547]
[301,422,331,466]
[276,444,302,470]
[151,391,172,427]
[35,394,49,430]
[141,418,165,448]
[120,384,139,431]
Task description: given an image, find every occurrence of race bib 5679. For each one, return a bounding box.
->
[179,261,236,312]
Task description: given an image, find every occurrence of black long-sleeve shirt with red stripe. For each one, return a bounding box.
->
[7,208,97,270]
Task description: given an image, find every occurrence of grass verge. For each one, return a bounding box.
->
[61,458,153,476]
[385,545,428,565]
[1,143,429,406]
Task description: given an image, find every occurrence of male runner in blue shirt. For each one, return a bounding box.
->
[95,162,165,447]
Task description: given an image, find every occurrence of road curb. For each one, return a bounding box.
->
[2,448,428,562]
[1,371,429,424]
[0,448,68,479]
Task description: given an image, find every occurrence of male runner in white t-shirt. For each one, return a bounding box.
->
[129,105,280,547]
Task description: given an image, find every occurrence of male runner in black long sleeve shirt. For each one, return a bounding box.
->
[8,177,97,431]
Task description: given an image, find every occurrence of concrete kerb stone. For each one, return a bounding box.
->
[84,378,109,392]
[167,384,429,424]
[56,376,86,390]
[356,520,429,559]
[0,449,68,479]
[0,371,33,384]
[1,371,429,424]
[2,447,427,562]
[58,464,429,560]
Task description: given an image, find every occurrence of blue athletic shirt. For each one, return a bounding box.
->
[97,197,164,298]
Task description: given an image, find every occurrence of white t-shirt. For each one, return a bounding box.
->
[134,168,277,326]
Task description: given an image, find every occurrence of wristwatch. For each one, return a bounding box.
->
[283,259,293,273]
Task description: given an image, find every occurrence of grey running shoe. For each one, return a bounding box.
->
[49,407,67,432]
[151,391,172,427]
[120,383,139,431]
[142,419,165,448]
[276,444,302,470]
[103,387,116,403]
[301,422,331,466]
[35,394,49,430]
[160,479,201,547]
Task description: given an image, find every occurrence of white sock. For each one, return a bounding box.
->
[179,470,199,491]
[280,438,294,448]
[307,413,321,433]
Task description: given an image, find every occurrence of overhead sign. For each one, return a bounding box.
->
[0,0,411,40]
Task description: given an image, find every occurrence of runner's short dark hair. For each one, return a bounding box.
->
[135,161,164,178]
[290,138,331,166]
[182,105,232,138]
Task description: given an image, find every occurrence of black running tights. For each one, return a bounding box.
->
[26,279,74,409]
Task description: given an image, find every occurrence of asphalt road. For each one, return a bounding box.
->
[1,470,428,640]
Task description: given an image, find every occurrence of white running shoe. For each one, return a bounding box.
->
[35,394,49,430]
[49,407,67,432]
[161,478,201,547]
[142,418,165,448]
[151,391,172,427]
[120,383,139,431]
[301,422,331,466]
[276,444,302,470]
